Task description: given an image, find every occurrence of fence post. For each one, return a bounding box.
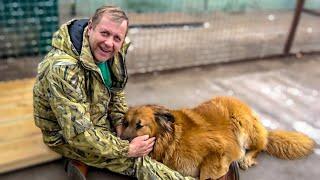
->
[204,0,208,11]
[283,0,305,55]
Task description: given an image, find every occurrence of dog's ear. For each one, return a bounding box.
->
[149,105,175,132]
[152,105,175,123]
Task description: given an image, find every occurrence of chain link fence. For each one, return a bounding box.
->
[0,0,319,79]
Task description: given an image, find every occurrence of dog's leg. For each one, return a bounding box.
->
[238,111,268,170]
[238,150,260,170]
[199,153,230,180]
[238,133,267,170]
[238,126,268,169]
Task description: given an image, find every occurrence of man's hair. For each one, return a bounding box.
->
[90,5,129,28]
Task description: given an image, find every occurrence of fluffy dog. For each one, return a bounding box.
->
[121,96,315,180]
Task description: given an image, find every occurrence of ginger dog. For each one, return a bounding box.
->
[121,96,315,180]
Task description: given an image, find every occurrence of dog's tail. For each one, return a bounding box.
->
[265,130,315,160]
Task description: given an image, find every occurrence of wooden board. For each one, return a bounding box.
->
[0,134,61,174]
[0,78,61,173]
[0,116,39,142]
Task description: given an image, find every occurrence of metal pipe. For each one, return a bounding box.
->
[283,0,305,55]
[303,8,320,16]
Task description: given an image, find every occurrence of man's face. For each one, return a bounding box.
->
[88,14,127,62]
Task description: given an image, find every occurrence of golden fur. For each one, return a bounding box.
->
[121,96,315,180]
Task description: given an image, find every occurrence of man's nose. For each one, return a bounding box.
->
[104,37,114,48]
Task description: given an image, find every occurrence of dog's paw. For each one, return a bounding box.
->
[238,158,257,170]
[238,160,248,170]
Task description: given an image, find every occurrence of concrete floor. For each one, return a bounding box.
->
[1,54,320,179]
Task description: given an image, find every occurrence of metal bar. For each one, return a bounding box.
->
[283,0,305,55]
[204,0,209,11]
[129,22,204,29]
[303,8,320,16]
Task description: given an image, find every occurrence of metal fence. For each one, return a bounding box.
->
[0,0,319,79]
[0,0,58,58]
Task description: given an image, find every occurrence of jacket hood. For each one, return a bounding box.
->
[51,19,98,70]
[51,19,80,60]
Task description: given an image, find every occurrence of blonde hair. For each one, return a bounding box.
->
[90,5,129,28]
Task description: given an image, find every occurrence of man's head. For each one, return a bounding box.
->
[87,6,128,62]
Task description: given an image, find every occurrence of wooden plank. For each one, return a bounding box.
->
[0,134,61,173]
[0,98,33,115]
[0,79,35,96]
[0,88,33,105]
[0,78,34,123]
[0,117,40,142]
[0,78,33,108]
[0,78,61,173]
[0,78,35,88]
[0,106,33,123]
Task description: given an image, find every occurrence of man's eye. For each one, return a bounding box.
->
[114,36,121,43]
[101,31,110,36]
[136,122,143,129]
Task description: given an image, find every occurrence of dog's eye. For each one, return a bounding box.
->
[136,122,143,129]
[123,120,129,127]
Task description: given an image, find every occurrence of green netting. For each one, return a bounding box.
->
[1,0,319,69]
[0,0,58,58]
[71,0,319,74]
[75,0,303,15]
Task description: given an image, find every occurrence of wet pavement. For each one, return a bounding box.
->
[1,54,320,180]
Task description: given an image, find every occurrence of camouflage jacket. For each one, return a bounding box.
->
[33,19,131,158]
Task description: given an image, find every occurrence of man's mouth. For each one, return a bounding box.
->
[100,46,112,54]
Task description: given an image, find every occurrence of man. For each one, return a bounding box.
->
[33,5,238,180]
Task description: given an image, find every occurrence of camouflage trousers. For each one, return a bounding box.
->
[50,144,195,180]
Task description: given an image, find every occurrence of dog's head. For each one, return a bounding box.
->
[120,105,175,141]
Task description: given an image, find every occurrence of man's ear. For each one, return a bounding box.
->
[87,20,93,34]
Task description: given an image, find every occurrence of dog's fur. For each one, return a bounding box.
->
[121,96,315,180]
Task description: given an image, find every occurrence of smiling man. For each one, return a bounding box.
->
[88,12,127,62]
[33,5,197,180]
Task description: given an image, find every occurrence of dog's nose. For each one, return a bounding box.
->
[120,135,126,140]
[120,135,131,141]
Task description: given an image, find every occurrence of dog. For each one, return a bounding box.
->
[120,96,315,180]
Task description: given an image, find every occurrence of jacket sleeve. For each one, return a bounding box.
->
[108,90,128,127]
[47,62,130,158]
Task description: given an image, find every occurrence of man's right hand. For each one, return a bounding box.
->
[127,135,155,157]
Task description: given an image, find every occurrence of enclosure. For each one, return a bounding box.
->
[0,0,320,179]
[1,0,320,79]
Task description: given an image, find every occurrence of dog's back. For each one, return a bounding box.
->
[165,98,245,177]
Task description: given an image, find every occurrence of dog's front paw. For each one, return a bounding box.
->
[238,158,257,170]
[238,159,248,170]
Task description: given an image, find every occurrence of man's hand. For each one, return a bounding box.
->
[128,135,155,157]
